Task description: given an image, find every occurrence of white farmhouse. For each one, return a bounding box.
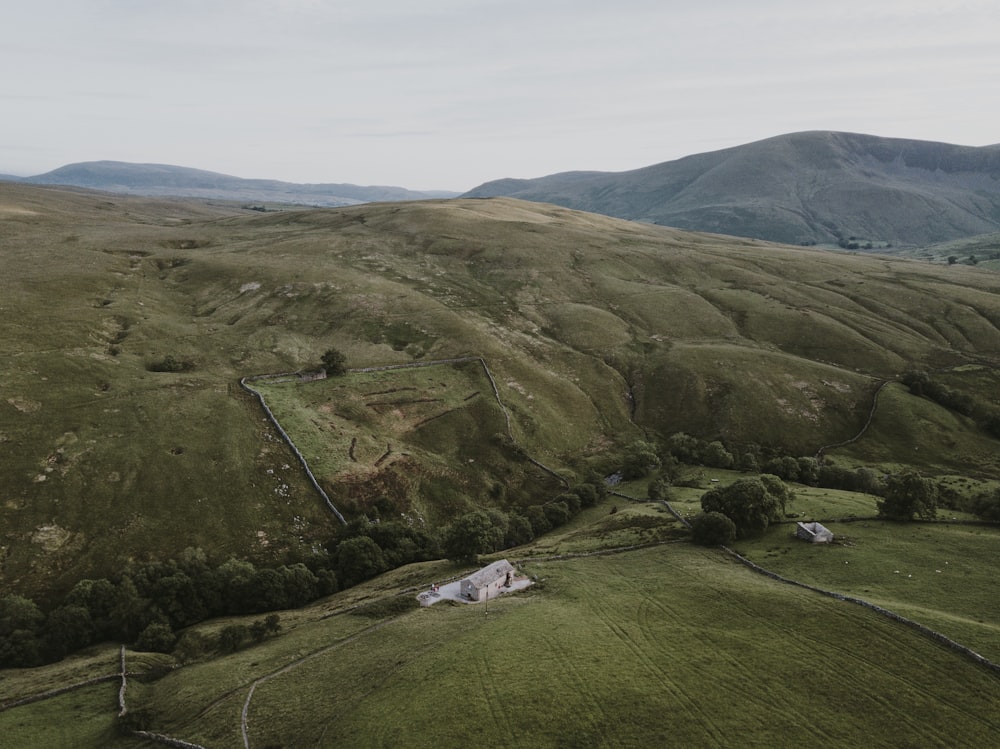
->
[460,559,516,602]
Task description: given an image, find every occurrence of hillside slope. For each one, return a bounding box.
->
[464,131,1000,246]
[2,183,999,595]
[15,161,456,206]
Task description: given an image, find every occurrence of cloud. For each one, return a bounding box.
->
[3,1,999,187]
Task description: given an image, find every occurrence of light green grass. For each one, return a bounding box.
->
[830,383,1000,475]
[3,183,1000,602]
[233,547,1000,748]
[735,520,1000,661]
[0,681,130,749]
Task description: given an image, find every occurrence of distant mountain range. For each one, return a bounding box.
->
[7,132,1000,246]
[463,131,1000,247]
[6,161,458,206]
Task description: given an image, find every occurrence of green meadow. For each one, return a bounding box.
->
[4,497,999,748]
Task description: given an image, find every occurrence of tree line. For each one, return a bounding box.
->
[0,478,607,669]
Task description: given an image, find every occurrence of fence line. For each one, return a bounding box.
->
[117,645,128,718]
[722,545,1000,676]
[240,376,347,525]
[608,489,1000,675]
[241,355,570,517]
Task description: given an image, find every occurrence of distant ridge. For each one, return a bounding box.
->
[11,160,458,206]
[463,131,1000,246]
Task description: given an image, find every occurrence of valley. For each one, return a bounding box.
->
[1,182,999,747]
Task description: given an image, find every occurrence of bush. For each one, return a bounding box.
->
[878,471,938,521]
[700,476,791,538]
[572,483,600,508]
[321,348,347,376]
[690,512,737,546]
[217,623,251,654]
[135,622,177,653]
[146,355,194,373]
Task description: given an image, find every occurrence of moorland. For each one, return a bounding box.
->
[464,131,1000,247]
[1,181,999,747]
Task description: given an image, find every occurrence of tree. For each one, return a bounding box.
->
[971,488,1000,522]
[702,441,734,469]
[217,624,250,654]
[666,432,703,463]
[135,622,177,653]
[690,512,737,546]
[542,501,571,528]
[877,471,938,520]
[321,348,347,376]
[504,514,534,548]
[0,595,45,668]
[42,605,95,660]
[700,476,792,538]
[443,511,505,563]
[621,440,661,479]
[647,478,671,502]
[336,536,388,586]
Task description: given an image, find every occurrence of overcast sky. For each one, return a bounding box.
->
[2,0,997,190]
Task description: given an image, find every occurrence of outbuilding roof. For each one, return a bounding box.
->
[465,559,515,590]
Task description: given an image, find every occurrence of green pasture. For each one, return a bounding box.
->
[830,383,1000,476]
[3,490,1000,747]
[735,520,1000,662]
[251,360,569,519]
[0,681,130,749]
[135,545,1000,748]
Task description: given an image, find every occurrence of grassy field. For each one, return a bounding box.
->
[251,359,567,521]
[142,543,1000,748]
[2,182,999,611]
[734,520,1000,663]
[3,493,999,747]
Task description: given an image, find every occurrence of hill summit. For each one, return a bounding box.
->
[464,131,1000,246]
[18,160,457,206]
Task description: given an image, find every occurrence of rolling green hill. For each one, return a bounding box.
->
[2,183,1000,600]
[464,131,1000,246]
[2,499,998,748]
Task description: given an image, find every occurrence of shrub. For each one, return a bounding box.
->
[217,623,251,654]
[878,471,938,521]
[321,348,347,376]
[690,512,737,546]
[135,622,177,653]
[146,355,194,373]
[700,476,791,538]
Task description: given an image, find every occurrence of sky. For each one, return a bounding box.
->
[2,0,998,191]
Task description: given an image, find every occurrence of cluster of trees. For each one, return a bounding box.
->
[1,476,609,669]
[876,471,938,521]
[626,433,889,497]
[442,482,603,563]
[693,475,795,543]
[0,548,326,668]
[901,370,1000,439]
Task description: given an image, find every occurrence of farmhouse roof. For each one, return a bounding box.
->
[466,559,515,591]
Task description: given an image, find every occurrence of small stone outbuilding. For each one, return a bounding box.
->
[460,559,516,602]
[795,521,834,544]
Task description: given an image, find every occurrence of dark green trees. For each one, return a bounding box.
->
[321,348,347,376]
[877,471,938,521]
[700,476,793,538]
[690,511,737,546]
[444,511,505,563]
